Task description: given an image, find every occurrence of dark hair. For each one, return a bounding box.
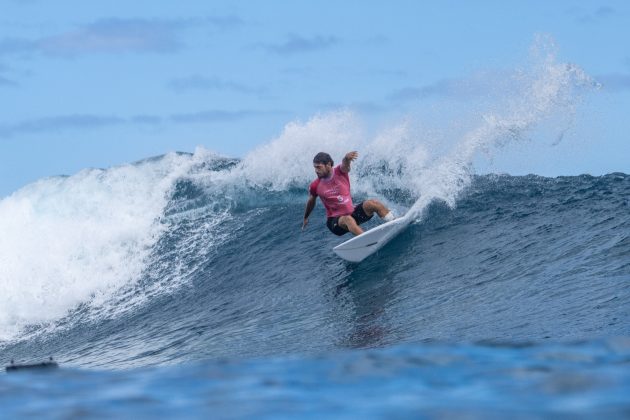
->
[313,152,333,165]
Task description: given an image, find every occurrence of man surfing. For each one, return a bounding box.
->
[302,151,395,236]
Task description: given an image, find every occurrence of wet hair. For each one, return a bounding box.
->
[313,152,333,166]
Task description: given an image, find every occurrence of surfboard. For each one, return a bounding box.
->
[332,213,412,262]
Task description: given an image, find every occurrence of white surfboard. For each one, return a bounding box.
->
[332,213,412,262]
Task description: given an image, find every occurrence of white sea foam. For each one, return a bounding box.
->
[0,153,196,341]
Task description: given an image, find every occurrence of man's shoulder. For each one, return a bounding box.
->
[334,165,350,177]
[309,178,320,195]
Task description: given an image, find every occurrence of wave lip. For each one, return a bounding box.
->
[0,152,205,342]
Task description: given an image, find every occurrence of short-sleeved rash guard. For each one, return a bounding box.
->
[309,165,354,218]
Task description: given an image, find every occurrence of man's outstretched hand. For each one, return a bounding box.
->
[344,151,358,162]
[341,151,358,173]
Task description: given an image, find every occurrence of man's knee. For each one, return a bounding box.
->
[339,215,358,229]
[363,199,390,218]
[339,215,364,235]
[363,199,381,212]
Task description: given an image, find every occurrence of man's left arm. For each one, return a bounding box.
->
[340,151,358,173]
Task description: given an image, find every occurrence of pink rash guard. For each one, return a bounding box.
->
[309,165,355,218]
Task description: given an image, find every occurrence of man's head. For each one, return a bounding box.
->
[313,152,334,178]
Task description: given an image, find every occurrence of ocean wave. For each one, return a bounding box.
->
[1,38,623,369]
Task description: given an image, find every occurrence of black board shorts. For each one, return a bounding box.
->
[326,201,374,236]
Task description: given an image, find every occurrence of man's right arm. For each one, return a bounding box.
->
[302,195,317,231]
[340,151,358,173]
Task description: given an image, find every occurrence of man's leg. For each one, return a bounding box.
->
[338,215,364,235]
[361,199,391,219]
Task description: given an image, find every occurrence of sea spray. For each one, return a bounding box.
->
[409,38,594,217]
[232,38,595,220]
[238,110,364,191]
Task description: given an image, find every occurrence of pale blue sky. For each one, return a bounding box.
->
[1,0,629,196]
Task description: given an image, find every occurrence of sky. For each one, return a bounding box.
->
[1,0,629,196]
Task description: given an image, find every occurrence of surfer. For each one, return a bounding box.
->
[302,151,395,236]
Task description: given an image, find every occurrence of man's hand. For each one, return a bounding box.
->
[345,151,358,162]
[341,151,358,173]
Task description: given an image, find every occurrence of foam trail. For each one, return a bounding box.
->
[230,38,593,222]
[408,40,594,219]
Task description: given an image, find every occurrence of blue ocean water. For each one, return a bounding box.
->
[1,48,629,417]
[2,340,629,418]
[0,153,628,417]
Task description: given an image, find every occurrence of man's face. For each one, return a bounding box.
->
[313,162,332,179]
